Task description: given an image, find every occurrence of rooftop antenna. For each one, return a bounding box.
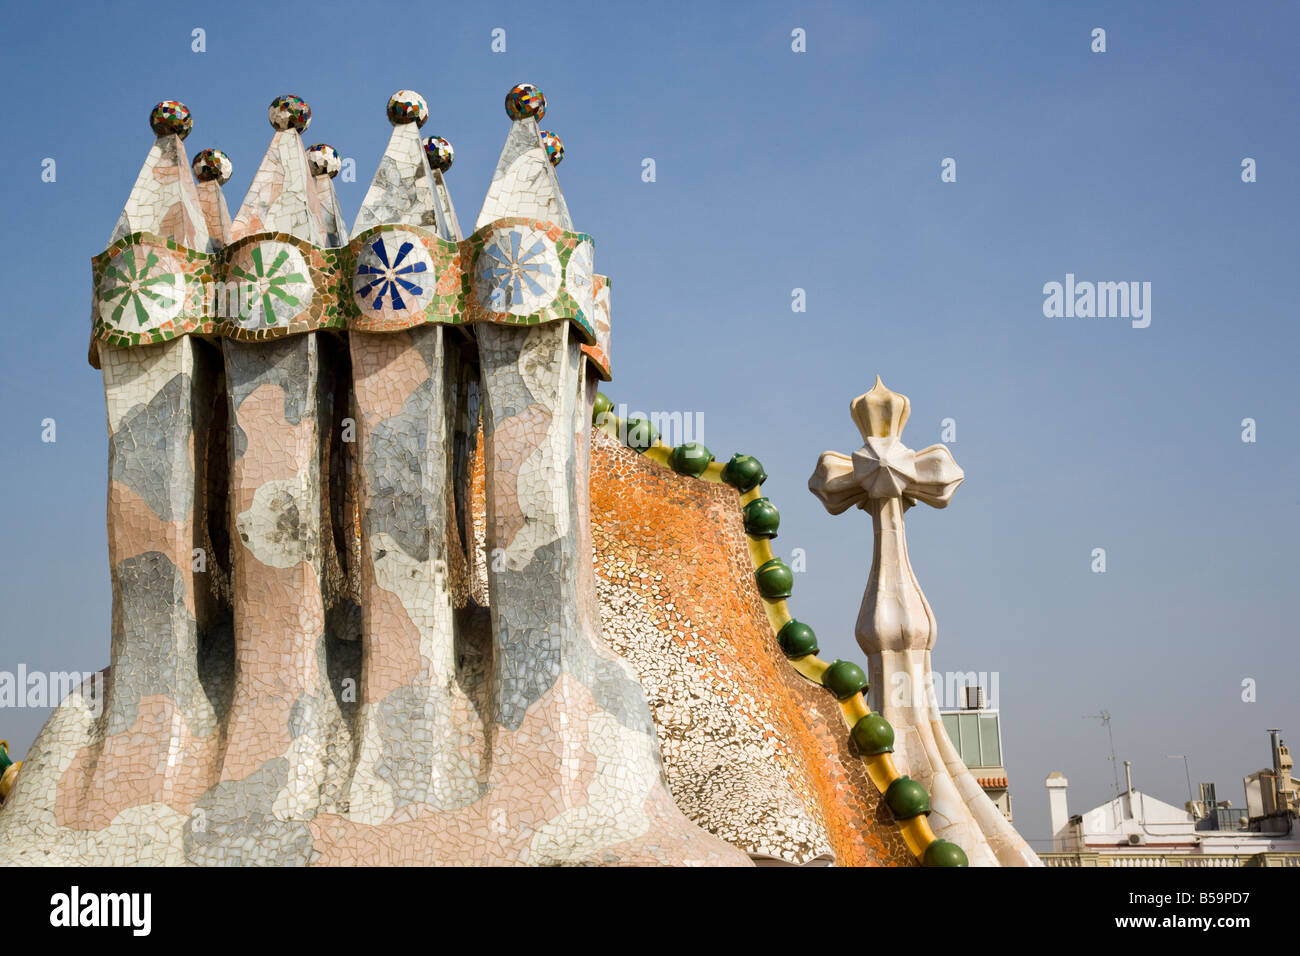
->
[1166,754,1193,802]
[1084,710,1121,796]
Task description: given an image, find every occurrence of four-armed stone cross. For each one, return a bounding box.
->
[809,376,1039,867]
[808,375,963,680]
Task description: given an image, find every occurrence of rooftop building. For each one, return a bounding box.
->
[940,685,1014,823]
[1041,731,1300,868]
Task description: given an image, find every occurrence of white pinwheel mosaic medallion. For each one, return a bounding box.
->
[565,240,594,321]
[474,226,562,316]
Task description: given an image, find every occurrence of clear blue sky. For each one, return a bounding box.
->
[0,0,1295,851]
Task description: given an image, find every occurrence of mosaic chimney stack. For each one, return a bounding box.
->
[809,378,1040,866]
[64,101,230,841]
[342,91,481,824]
[466,86,716,863]
[203,94,354,856]
[0,87,742,865]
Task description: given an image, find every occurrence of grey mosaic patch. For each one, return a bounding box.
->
[185,759,317,866]
[223,336,314,424]
[106,551,210,736]
[108,372,193,522]
[363,378,441,562]
[372,685,480,811]
[476,332,533,428]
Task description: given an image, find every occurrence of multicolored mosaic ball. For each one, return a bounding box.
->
[539,130,564,167]
[422,136,454,172]
[387,90,429,127]
[191,148,233,184]
[504,83,546,121]
[306,143,342,179]
[150,101,192,139]
[268,94,311,132]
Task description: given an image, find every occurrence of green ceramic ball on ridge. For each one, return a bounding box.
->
[592,392,613,425]
[754,558,793,599]
[776,619,818,658]
[850,713,894,755]
[670,442,714,477]
[822,659,868,699]
[722,453,768,493]
[885,775,931,820]
[742,498,780,538]
[922,839,968,867]
[624,414,658,452]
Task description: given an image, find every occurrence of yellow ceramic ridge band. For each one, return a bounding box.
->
[761,599,792,633]
[599,415,622,440]
[644,446,672,467]
[864,754,897,794]
[900,817,936,857]
[747,537,774,566]
[840,695,870,724]
[790,655,828,682]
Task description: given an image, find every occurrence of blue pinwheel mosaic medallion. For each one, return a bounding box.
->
[229,241,312,330]
[474,226,561,316]
[96,244,187,333]
[353,231,436,320]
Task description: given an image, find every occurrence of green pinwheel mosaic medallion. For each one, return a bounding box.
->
[96,244,187,332]
[229,241,313,330]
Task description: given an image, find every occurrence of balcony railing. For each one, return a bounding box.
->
[1040,851,1300,868]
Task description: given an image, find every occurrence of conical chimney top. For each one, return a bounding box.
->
[230,94,326,244]
[109,100,212,251]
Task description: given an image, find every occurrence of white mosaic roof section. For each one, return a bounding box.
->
[596,578,835,866]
